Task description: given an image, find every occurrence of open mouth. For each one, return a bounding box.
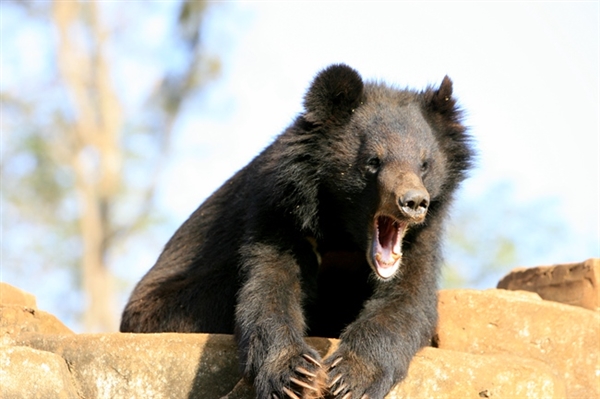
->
[370,215,406,279]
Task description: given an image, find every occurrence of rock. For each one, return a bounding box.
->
[391,347,565,399]
[436,289,600,398]
[1,283,73,343]
[497,258,600,311]
[16,332,242,399]
[0,283,37,308]
[224,349,566,399]
[0,277,592,398]
[13,333,565,399]
[0,345,79,399]
[1,305,74,341]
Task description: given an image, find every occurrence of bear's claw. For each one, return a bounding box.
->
[328,356,369,398]
[332,383,348,396]
[302,353,322,367]
[283,386,301,399]
[290,377,319,392]
[295,366,317,379]
[329,356,343,369]
[328,374,342,388]
[271,352,326,399]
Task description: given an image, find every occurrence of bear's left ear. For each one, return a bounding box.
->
[423,76,460,120]
[303,64,364,126]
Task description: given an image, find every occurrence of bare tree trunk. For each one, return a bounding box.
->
[53,0,122,332]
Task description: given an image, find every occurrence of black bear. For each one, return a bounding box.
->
[121,64,473,399]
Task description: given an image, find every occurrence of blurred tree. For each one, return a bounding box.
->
[1,0,219,331]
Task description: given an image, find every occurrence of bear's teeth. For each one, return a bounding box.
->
[375,252,402,266]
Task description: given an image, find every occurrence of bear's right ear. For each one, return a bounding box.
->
[303,64,364,126]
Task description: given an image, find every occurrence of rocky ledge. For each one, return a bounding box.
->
[1,258,598,398]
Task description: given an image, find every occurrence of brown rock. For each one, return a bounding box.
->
[0,283,586,398]
[17,332,242,399]
[1,305,74,340]
[0,345,79,398]
[436,289,600,398]
[0,283,72,342]
[0,283,37,308]
[14,333,565,399]
[390,347,566,399]
[497,258,600,311]
[223,348,566,399]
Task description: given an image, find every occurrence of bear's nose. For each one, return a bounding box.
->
[399,190,430,220]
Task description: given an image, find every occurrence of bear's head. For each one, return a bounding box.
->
[300,64,472,280]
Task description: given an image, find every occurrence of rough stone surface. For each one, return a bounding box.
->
[0,345,79,399]
[11,333,568,399]
[497,258,600,311]
[1,305,74,341]
[392,347,566,399]
[436,288,600,398]
[223,346,566,399]
[0,283,37,308]
[0,283,73,343]
[1,263,597,398]
[16,332,241,399]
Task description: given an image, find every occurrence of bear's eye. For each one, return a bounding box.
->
[420,160,430,174]
[366,157,381,173]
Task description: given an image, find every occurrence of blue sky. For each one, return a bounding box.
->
[158,2,598,254]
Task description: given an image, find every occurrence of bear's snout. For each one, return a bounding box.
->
[398,188,429,220]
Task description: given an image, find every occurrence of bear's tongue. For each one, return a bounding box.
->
[372,216,404,279]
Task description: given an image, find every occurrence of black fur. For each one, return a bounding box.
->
[121,64,473,399]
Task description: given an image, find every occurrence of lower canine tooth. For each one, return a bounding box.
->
[376,253,402,264]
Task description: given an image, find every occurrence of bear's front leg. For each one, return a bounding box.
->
[235,243,326,399]
[324,286,437,399]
